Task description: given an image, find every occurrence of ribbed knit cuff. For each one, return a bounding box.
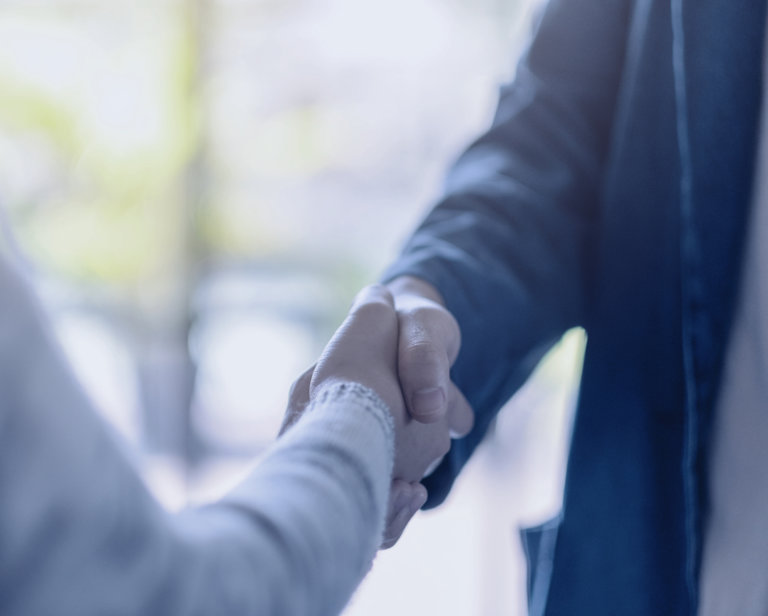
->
[306,381,396,462]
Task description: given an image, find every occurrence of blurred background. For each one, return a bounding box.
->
[0,0,584,613]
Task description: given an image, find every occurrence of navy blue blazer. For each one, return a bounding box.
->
[384,0,767,613]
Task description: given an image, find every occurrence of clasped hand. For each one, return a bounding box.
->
[281,278,474,548]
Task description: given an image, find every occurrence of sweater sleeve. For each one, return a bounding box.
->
[0,256,394,616]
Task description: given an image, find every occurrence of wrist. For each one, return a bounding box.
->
[308,379,397,447]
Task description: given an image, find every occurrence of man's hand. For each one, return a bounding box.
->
[386,276,474,434]
[280,284,471,547]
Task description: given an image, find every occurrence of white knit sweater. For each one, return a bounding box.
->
[0,256,394,616]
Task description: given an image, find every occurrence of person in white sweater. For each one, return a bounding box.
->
[0,253,473,616]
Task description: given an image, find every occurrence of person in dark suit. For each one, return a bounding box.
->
[326,1,768,613]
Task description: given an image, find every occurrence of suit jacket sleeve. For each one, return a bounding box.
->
[383,0,633,507]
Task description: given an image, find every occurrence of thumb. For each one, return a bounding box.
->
[396,303,460,423]
[279,364,314,436]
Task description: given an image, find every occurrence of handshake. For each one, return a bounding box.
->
[280,276,475,548]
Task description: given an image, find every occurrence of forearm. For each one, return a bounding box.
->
[386,0,632,332]
[0,258,394,616]
[186,382,394,616]
[0,258,184,615]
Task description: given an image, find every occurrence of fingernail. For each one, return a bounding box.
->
[410,490,428,513]
[393,487,410,511]
[411,387,445,419]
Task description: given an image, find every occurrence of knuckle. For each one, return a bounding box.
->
[402,341,445,368]
[409,303,456,329]
[400,345,447,389]
[356,283,393,303]
[352,297,396,322]
[404,303,445,327]
[400,305,461,360]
